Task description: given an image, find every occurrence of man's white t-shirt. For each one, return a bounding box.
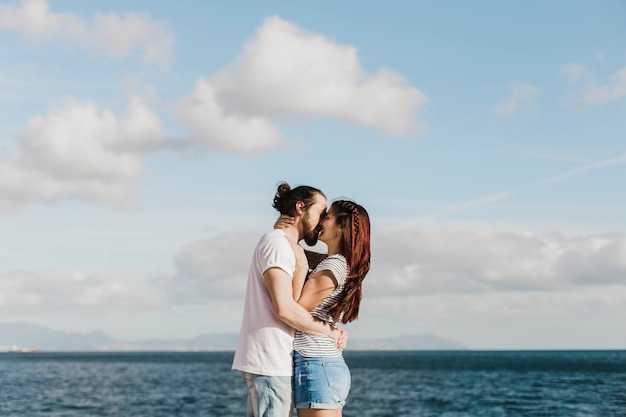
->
[232,229,296,376]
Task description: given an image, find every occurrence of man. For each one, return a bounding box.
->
[232,183,344,417]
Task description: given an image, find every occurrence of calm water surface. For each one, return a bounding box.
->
[1,350,625,417]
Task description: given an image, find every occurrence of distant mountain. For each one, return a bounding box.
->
[0,323,116,351]
[106,333,240,351]
[0,323,467,351]
[346,334,467,350]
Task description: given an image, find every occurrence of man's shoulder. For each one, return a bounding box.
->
[256,229,291,254]
[259,229,288,244]
[255,229,295,274]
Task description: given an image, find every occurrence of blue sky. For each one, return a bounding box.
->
[1,0,625,349]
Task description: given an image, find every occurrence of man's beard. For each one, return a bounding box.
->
[302,213,320,246]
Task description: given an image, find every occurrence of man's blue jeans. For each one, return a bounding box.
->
[241,372,294,417]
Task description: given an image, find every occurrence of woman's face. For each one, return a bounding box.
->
[318,209,342,244]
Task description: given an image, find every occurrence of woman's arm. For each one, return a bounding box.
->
[297,270,337,311]
[264,267,340,341]
[295,266,349,350]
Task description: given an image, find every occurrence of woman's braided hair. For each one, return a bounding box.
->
[327,200,371,324]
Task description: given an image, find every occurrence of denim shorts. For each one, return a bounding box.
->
[293,351,351,409]
[241,372,293,417]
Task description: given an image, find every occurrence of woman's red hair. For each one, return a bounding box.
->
[327,200,371,324]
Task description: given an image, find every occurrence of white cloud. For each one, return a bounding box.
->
[4,225,626,348]
[0,268,161,312]
[90,10,173,66]
[161,226,626,305]
[175,16,427,152]
[493,82,540,117]
[215,16,427,135]
[555,234,626,285]
[173,79,287,153]
[0,0,173,67]
[159,231,260,303]
[136,224,626,348]
[0,96,166,211]
[0,0,84,38]
[361,286,626,324]
[560,63,586,82]
[354,285,626,348]
[367,228,626,297]
[576,66,626,108]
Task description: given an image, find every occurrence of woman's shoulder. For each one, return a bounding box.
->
[326,253,347,262]
[313,254,348,280]
[316,253,346,267]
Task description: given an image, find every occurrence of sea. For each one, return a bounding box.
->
[1,350,625,417]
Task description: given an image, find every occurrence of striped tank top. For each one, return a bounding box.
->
[294,254,348,357]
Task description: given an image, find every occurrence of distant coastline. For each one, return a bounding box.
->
[0,322,467,352]
[6,345,42,353]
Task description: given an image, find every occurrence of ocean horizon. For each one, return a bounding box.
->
[2,350,624,416]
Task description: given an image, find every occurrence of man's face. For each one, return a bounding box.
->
[301,193,327,246]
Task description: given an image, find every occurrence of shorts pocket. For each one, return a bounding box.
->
[322,362,351,395]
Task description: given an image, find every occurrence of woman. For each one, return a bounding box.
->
[281,199,371,416]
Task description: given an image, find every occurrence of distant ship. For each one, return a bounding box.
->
[7,346,42,353]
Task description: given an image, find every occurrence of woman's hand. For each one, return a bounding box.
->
[274,215,295,229]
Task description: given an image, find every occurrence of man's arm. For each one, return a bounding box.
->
[264,267,340,340]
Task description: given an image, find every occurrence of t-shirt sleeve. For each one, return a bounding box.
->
[315,256,348,286]
[258,233,296,277]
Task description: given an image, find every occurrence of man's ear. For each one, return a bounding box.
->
[295,201,305,216]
